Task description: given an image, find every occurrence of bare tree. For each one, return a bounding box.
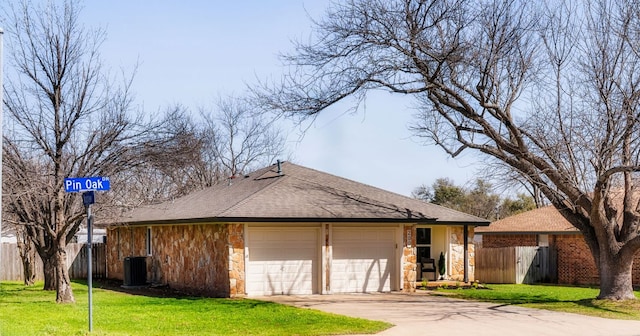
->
[1,1,187,303]
[106,98,287,208]
[199,95,286,182]
[254,0,640,300]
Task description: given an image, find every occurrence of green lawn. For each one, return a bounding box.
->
[436,284,640,320]
[0,281,391,336]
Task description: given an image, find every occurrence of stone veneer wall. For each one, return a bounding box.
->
[227,224,245,296]
[402,224,416,292]
[107,224,237,297]
[449,226,475,282]
[106,226,147,280]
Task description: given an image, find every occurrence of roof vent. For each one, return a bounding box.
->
[277,160,283,175]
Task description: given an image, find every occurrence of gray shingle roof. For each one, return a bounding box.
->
[475,206,578,234]
[116,162,490,225]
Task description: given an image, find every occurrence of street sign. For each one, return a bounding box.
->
[64,176,110,332]
[64,177,110,193]
[82,191,95,206]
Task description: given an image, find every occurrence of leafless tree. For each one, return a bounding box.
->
[1,1,189,303]
[102,97,287,213]
[199,95,286,182]
[254,0,640,300]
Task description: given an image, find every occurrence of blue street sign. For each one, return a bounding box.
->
[64,177,111,193]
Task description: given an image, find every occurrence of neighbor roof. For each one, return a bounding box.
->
[117,162,489,226]
[475,206,579,234]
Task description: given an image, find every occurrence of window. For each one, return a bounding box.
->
[146,227,153,256]
[416,227,432,260]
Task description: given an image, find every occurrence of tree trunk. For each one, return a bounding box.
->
[597,252,636,300]
[42,254,56,290]
[20,243,37,286]
[54,247,75,303]
[16,229,37,286]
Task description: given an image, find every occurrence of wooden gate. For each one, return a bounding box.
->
[476,246,557,284]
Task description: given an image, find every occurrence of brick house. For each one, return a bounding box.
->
[106,162,489,297]
[475,206,640,285]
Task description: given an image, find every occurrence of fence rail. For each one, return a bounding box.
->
[1,243,106,281]
[476,246,557,284]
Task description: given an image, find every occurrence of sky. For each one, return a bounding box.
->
[75,1,479,197]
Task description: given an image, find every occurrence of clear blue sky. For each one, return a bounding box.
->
[78,1,478,196]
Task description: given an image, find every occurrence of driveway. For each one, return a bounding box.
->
[258,291,640,336]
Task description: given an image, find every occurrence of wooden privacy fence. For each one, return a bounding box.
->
[475,246,557,284]
[1,243,106,281]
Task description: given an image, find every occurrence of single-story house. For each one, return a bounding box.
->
[475,206,640,285]
[107,162,489,297]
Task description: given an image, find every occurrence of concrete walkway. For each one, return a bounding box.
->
[259,291,640,336]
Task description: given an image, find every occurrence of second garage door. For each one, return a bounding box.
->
[331,227,397,293]
[246,227,319,296]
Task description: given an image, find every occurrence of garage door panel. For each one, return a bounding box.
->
[250,247,316,261]
[331,227,396,293]
[247,227,319,296]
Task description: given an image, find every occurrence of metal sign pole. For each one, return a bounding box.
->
[88,204,93,332]
[66,179,108,333]
[83,191,95,332]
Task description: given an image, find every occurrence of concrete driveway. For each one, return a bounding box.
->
[258,291,640,336]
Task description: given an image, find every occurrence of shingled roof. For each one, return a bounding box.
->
[117,162,489,225]
[475,206,579,234]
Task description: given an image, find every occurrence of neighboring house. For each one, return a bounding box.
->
[75,228,107,244]
[475,206,640,285]
[107,162,489,297]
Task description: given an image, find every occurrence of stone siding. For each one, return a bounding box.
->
[227,224,245,296]
[106,226,147,280]
[107,224,235,297]
[402,224,416,292]
[449,226,475,282]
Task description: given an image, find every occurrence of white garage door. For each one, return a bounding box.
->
[331,227,397,293]
[246,227,319,296]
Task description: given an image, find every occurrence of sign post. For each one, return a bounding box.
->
[65,177,110,333]
[83,191,94,331]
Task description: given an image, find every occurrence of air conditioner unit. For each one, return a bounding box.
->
[123,256,147,287]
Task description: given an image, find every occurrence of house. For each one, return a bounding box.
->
[475,206,640,285]
[106,162,489,297]
[75,228,107,244]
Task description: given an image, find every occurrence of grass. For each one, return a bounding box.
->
[436,284,640,320]
[0,281,391,336]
